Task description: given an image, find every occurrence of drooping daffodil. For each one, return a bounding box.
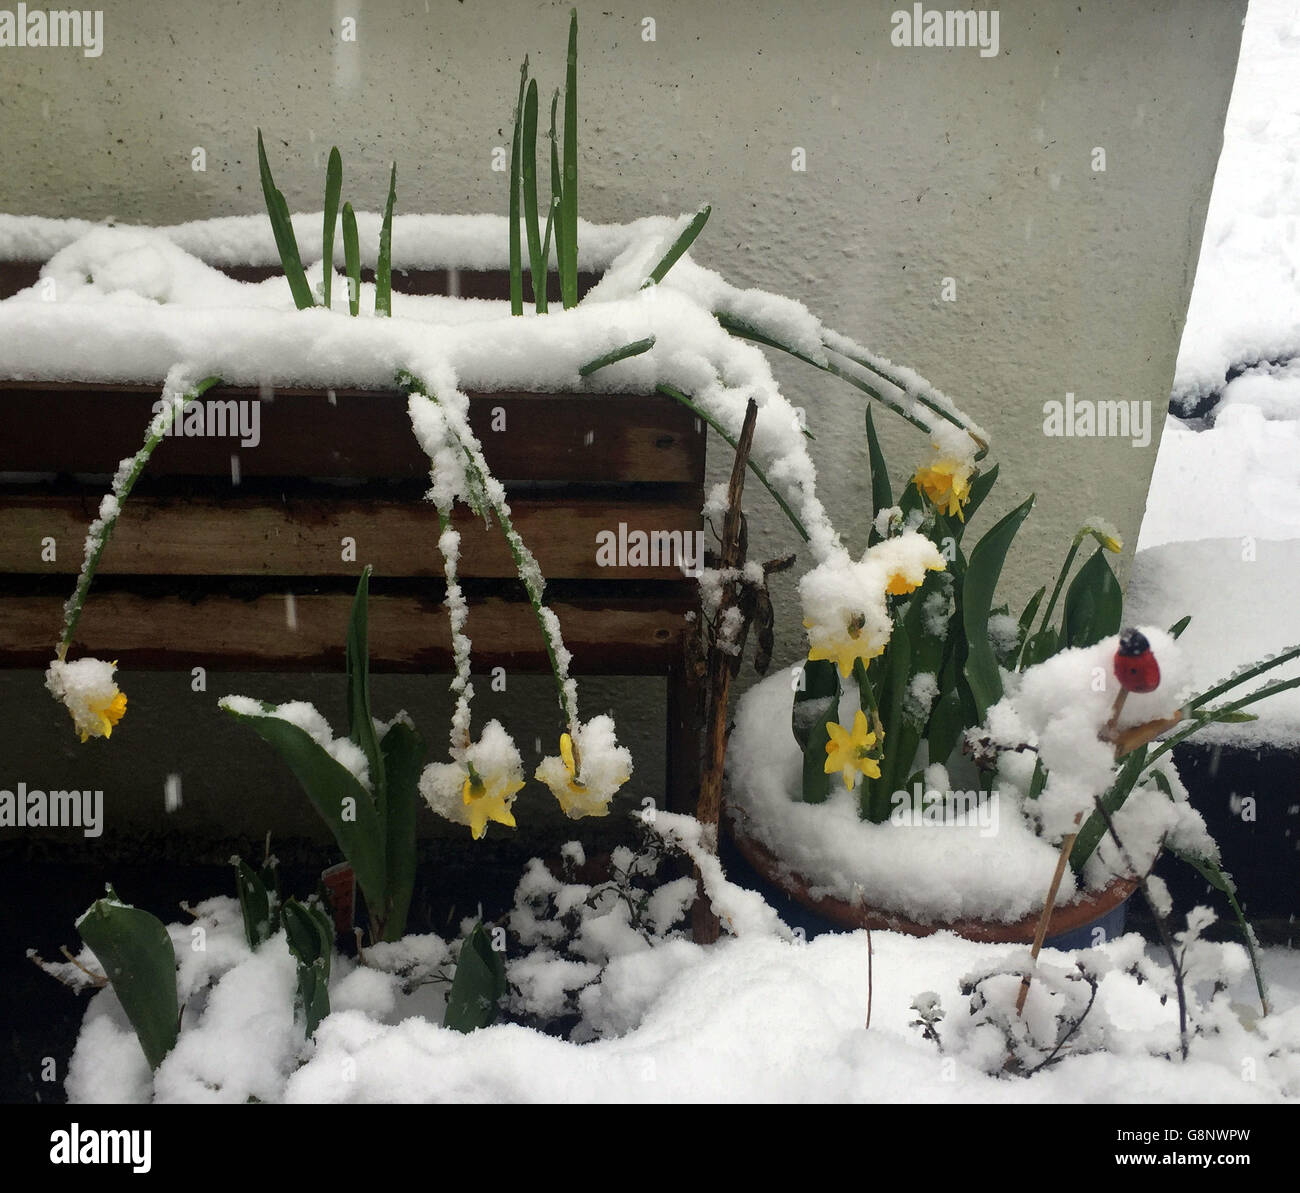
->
[45,657,127,743]
[912,453,974,521]
[535,715,632,820]
[419,719,524,840]
[823,709,883,790]
[1081,522,1123,554]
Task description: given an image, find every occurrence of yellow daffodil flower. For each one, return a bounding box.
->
[912,456,973,521]
[1082,524,1123,553]
[805,617,887,679]
[823,709,883,790]
[535,719,632,820]
[461,768,524,840]
[45,657,127,743]
[418,718,525,840]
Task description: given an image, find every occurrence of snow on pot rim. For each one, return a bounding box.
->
[725,669,1080,926]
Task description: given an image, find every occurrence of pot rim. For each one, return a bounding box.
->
[728,811,1138,944]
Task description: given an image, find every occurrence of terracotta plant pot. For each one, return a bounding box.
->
[729,816,1139,948]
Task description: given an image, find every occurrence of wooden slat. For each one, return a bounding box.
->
[0,591,693,672]
[0,384,705,484]
[0,259,599,302]
[0,493,705,581]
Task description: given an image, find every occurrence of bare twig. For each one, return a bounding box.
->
[1090,800,1189,1059]
[693,398,759,945]
[865,928,874,1030]
[1023,966,1100,1075]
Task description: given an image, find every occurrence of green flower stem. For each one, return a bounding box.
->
[655,383,810,543]
[399,372,578,732]
[853,656,883,737]
[1036,531,1083,637]
[58,374,223,659]
[436,506,474,756]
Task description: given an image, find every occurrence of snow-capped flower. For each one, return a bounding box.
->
[535,716,632,819]
[45,657,127,743]
[912,454,973,520]
[868,534,947,596]
[805,616,889,679]
[824,709,883,790]
[800,533,945,677]
[420,719,524,840]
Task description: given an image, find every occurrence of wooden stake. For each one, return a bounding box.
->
[1015,811,1082,1016]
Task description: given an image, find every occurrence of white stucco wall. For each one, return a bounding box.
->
[0,0,1246,844]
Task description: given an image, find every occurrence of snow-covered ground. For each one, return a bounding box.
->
[59,857,1300,1104]
[1131,0,1300,745]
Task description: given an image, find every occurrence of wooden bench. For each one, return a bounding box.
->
[0,262,706,813]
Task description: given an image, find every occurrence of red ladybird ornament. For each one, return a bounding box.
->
[1113,628,1160,694]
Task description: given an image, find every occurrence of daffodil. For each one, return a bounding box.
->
[45,657,127,742]
[824,709,883,790]
[1081,522,1123,553]
[535,716,632,820]
[912,455,973,521]
[420,719,524,840]
[868,535,948,596]
[806,621,888,679]
[460,765,524,840]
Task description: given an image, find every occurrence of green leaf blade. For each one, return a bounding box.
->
[1061,547,1123,649]
[379,720,424,942]
[641,206,711,289]
[445,922,507,1033]
[322,146,342,309]
[864,405,893,526]
[522,78,546,313]
[792,659,840,804]
[376,163,397,316]
[509,60,528,316]
[257,129,314,310]
[561,10,579,308]
[962,494,1035,719]
[222,707,387,918]
[342,202,361,317]
[77,894,179,1070]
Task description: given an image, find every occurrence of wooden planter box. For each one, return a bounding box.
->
[0,259,706,812]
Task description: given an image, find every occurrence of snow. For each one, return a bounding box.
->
[799,531,946,677]
[1126,539,1300,745]
[535,715,634,820]
[0,205,988,572]
[61,883,1300,1104]
[0,211,673,272]
[43,656,124,743]
[1133,0,1300,748]
[420,718,525,836]
[217,696,372,788]
[1171,0,1300,404]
